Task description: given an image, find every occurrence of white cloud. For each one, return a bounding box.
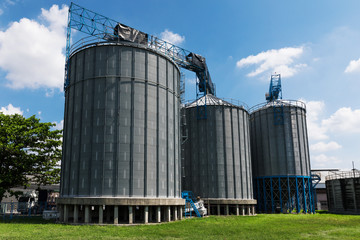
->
[0,103,23,115]
[344,58,360,73]
[322,107,360,134]
[312,154,341,167]
[160,29,185,45]
[0,0,16,14]
[53,120,64,130]
[6,0,16,5]
[303,99,360,168]
[0,4,68,90]
[304,100,360,140]
[310,141,342,152]
[236,47,306,78]
[305,100,325,122]
[302,100,328,141]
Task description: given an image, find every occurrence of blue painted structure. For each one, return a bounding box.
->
[181,191,202,218]
[254,176,316,213]
[266,74,284,125]
[266,74,282,102]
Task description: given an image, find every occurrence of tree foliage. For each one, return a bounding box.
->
[0,113,62,202]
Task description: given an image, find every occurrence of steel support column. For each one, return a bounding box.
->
[295,177,300,213]
[302,178,307,213]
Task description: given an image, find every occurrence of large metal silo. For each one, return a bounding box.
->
[57,41,184,224]
[182,95,257,216]
[250,100,315,213]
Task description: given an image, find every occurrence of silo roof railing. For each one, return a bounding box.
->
[325,170,360,181]
[69,34,115,58]
[249,99,306,114]
[69,34,170,60]
[221,97,249,110]
[184,95,249,110]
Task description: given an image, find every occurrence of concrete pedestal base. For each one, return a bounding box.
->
[57,197,185,224]
[204,198,257,216]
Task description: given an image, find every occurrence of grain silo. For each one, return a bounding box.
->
[250,99,315,213]
[182,94,257,216]
[57,41,184,224]
[326,171,360,214]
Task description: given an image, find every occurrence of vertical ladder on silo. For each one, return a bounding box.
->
[180,72,186,105]
[196,71,207,120]
[180,73,188,144]
[273,103,284,125]
[182,191,202,218]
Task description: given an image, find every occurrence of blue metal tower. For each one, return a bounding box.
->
[265,74,284,125]
[266,74,282,102]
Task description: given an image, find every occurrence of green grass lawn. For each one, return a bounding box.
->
[1,212,360,239]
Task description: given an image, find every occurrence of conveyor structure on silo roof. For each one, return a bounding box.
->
[182,94,257,216]
[250,100,316,214]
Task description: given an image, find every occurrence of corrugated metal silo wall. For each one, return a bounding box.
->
[183,105,253,199]
[250,105,311,177]
[60,43,181,198]
[326,178,360,213]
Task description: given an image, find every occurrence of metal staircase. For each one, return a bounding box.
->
[181,191,202,218]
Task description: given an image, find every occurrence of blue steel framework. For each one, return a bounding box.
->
[266,74,282,102]
[265,74,284,125]
[254,176,316,213]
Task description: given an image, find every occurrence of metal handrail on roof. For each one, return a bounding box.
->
[222,98,249,110]
[249,99,306,114]
[183,95,249,111]
[325,170,360,181]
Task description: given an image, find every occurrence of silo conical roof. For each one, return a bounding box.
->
[186,94,237,108]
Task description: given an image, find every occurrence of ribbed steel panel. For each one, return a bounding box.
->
[60,42,181,198]
[182,95,254,200]
[326,177,360,214]
[250,103,311,177]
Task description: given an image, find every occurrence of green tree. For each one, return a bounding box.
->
[0,113,62,202]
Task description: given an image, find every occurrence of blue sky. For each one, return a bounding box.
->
[0,0,360,170]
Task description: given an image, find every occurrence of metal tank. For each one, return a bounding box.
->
[57,41,184,224]
[250,100,315,213]
[326,171,360,214]
[182,95,257,216]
